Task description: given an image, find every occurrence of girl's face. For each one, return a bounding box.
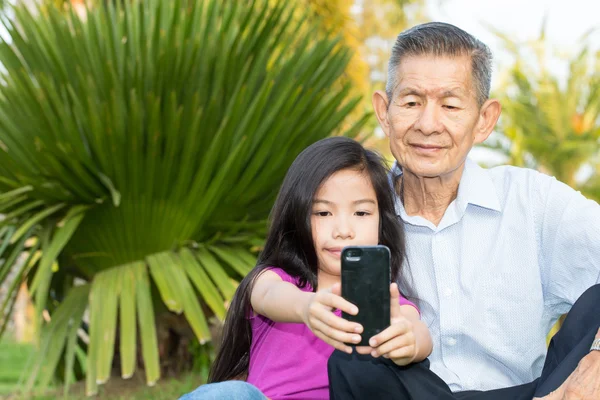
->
[311,168,380,286]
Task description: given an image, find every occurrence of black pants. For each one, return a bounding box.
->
[328,284,600,400]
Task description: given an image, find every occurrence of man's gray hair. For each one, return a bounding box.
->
[386,22,492,107]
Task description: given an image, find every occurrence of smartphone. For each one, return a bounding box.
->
[341,245,391,346]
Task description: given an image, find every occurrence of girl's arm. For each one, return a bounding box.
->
[250,269,312,323]
[250,269,362,353]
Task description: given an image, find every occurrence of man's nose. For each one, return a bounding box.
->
[413,102,443,135]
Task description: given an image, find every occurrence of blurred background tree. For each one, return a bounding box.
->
[483,26,600,200]
[302,0,425,148]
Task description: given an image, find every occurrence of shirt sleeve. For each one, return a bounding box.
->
[536,173,600,313]
[267,267,298,285]
[399,295,420,317]
[265,267,313,292]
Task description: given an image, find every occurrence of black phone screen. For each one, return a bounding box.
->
[341,245,391,346]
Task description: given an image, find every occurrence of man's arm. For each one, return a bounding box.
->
[537,173,600,308]
[534,329,600,400]
[536,174,600,400]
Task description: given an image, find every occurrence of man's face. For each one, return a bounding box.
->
[379,55,486,178]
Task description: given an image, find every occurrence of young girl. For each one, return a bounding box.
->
[180,137,432,399]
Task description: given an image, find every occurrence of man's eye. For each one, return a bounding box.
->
[443,105,458,110]
[406,102,418,107]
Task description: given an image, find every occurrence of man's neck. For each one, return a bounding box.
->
[398,164,465,226]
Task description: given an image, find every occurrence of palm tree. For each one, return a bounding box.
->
[0,0,366,395]
[484,28,600,198]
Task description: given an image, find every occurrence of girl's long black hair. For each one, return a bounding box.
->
[208,136,406,382]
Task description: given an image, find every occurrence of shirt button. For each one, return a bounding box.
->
[447,337,457,346]
[443,288,452,297]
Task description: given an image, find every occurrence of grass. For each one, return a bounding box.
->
[0,339,204,399]
[28,373,203,400]
[0,339,35,397]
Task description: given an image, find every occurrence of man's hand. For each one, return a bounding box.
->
[301,283,363,354]
[355,283,419,365]
[536,328,600,400]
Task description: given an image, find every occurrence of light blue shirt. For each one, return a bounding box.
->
[393,159,600,392]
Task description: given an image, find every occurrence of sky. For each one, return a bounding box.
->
[427,0,600,49]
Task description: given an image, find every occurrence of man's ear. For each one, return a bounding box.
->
[372,90,391,138]
[474,98,501,144]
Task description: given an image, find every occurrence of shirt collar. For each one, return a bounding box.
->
[391,158,502,214]
[458,159,502,212]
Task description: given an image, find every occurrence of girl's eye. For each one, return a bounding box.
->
[314,211,330,217]
[355,211,370,217]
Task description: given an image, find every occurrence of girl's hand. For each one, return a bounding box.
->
[356,283,420,366]
[301,283,364,354]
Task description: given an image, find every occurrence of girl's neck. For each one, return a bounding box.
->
[317,270,339,290]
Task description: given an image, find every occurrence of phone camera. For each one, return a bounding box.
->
[344,248,363,261]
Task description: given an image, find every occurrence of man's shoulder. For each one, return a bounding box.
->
[483,164,555,192]
[485,163,542,179]
[481,163,584,210]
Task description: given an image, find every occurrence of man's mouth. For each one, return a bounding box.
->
[410,143,446,154]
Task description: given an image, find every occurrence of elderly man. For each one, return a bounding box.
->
[328,22,600,400]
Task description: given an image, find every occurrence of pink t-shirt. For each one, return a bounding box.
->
[246,267,418,400]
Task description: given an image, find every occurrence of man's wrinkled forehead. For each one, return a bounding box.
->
[394,85,472,100]
[391,54,477,100]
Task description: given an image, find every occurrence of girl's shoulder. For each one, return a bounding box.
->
[265,266,300,284]
[264,267,312,291]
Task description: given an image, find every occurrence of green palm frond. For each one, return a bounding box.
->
[0,0,366,395]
